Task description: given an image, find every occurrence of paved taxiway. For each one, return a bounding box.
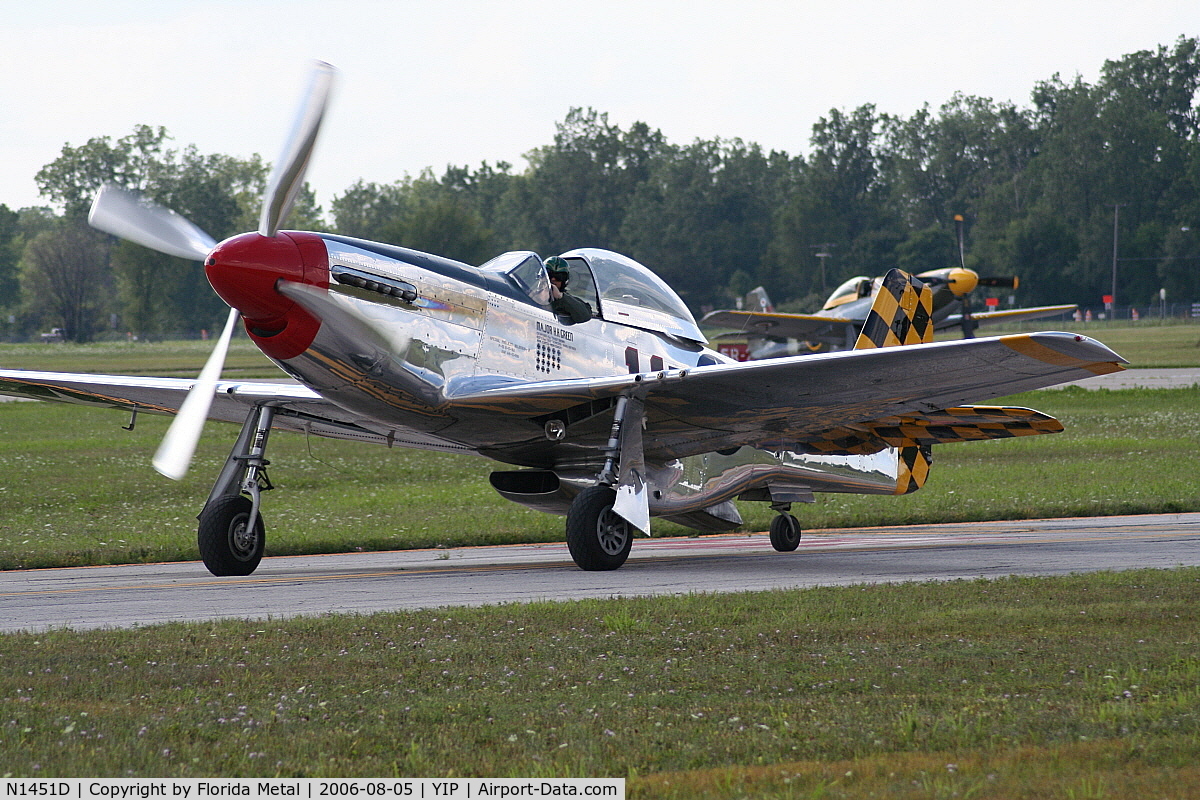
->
[2,512,1197,633]
[1063,366,1200,389]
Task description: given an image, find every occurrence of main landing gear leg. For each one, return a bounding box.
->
[566,396,637,571]
[196,405,276,576]
[768,501,802,552]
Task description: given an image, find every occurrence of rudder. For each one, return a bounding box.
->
[895,445,932,494]
[853,269,936,493]
[854,269,934,350]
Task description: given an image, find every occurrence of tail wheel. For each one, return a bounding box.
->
[198,495,265,576]
[769,513,802,552]
[566,486,633,571]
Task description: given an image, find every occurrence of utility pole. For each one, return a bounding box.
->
[811,244,833,292]
[1111,203,1126,316]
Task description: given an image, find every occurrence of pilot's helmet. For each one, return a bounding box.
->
[545,256,570,285]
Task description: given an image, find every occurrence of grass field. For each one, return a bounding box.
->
[1088,322,1200,367]
[1,386,1198,570]
[982,318,1200,368]
[3,319,1199,376]
[704,317,1200,368]
[1,322,1199,570]
[0,569,1197,797]
[2,328,1199,796]
[0,338,284,378]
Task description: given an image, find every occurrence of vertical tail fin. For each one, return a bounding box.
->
[854,269,934,350]
[895,444,933,494]
[743,286,774,312]
[853,269,936,493]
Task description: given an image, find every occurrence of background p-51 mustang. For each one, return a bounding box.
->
[0,64,1125,576]
[702,215,1077,360]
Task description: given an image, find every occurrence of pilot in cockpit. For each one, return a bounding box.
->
[545,256,593,324]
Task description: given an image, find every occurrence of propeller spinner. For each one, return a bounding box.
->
[87,61,337,480]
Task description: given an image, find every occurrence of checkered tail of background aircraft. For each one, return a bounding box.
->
[853,269,935,494]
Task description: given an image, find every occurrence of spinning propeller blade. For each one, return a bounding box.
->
[953,215,976,337]
[978,275,1019,290]
[954,214,967,270]
[152,307,239,480]
[84,61,339,480]
[88,184,216,262]
[259,61,336,237]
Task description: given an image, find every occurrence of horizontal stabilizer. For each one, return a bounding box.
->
[802,406,1063,456]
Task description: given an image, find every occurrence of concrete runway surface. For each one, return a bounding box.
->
[1063,367,1200,389]
[2,513,1197,633]
[0,369,1195,634]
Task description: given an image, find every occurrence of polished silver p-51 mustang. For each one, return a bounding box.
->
[0,64,1126,576]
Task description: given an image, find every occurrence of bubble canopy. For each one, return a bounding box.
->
[479,248,706,344]
[562,248,706,344]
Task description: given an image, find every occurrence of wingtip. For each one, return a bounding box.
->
[1002,332,1128,373]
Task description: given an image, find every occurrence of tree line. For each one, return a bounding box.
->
[3,37,1198,342]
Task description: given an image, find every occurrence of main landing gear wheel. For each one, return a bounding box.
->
[566,486,634,571]
[197,495,265,576]
[769,513,802,552]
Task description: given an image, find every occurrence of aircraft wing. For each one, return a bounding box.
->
[0,369,471,452]
[449,331,1125,462]
[936,304,1078,331]
[700,309,855,345]
[1,330,1123,465]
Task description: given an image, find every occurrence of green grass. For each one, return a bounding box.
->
[0,569,1197,797]
[1,386,1198,570]
[0,338,284,378]
[0,401,564,570]
[939,318,1200,368]
[1078,321,1200,368]
[6,321,1200,376]
[796,385,1200,529]
[2,338,1199,796]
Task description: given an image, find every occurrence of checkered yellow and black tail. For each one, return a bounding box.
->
[894,444,932,495]
[851,270,935,493]
[853,269,934,350]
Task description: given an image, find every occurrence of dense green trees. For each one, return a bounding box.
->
[20,223,112,342]
[12,127,322,340]
[6,37,1199,339]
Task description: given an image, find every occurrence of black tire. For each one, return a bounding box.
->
[197,494,265,576]
[769,513,801,552]
[566,486,634,571]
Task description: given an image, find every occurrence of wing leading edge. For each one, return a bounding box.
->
[447,331,1125,461]
[0,369,470,452]
[1,330,1124,463]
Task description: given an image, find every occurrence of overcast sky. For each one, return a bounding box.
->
[3,1,1196,215]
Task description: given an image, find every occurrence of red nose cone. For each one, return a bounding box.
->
[205,232,329,360]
